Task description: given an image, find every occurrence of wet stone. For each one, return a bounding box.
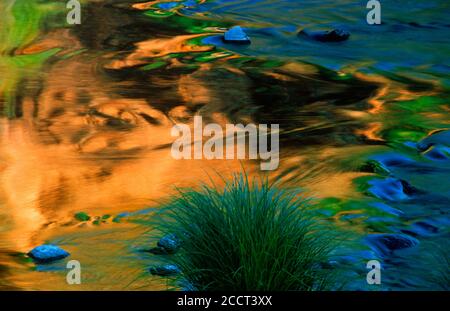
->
[28,245,70,263]
[223,26,251,44]
[299,29,350,42]
[157,234,181,254]
[149,264,180,276]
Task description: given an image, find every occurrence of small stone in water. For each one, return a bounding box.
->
[28,245,70,263]
[299,29,350,42]
[149,264,180,276]
[223,26,251,44]
[157,234,181,253]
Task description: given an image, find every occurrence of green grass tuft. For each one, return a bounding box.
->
[155,173,341,291]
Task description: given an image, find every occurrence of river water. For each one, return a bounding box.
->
[0,0,449,290]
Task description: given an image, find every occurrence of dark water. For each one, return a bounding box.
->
[0,0,449,290]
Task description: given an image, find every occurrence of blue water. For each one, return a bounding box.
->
[189,0,450,81]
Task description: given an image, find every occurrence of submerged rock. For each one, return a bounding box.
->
[149,264,180,276]
[147,234,181,255]
[299,29,350,42]
[157,234,181,254]
[28,245,70,263]
[223,26,251,44]
[366,234,419,255]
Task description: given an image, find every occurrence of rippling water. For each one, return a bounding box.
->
[0,0,449,290]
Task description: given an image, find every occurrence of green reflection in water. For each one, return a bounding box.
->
[0,0,68,118]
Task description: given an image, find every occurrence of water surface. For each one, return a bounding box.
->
[0,0,449,290]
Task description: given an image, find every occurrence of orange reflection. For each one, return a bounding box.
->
[356,122,384,142]
[106,34,214,69]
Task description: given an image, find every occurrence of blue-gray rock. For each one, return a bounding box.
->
[149,264,180,276]
[366,234,419,255]
[299,29,350,42]
[157,234,180,253]
[223,26,251,44]
[28,245,70,263]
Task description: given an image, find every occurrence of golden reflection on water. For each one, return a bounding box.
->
[106,34,215,69]
[0,26,258,289]
[0,35,384,290]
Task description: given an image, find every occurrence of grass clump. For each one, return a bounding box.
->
[156,174,340,291]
